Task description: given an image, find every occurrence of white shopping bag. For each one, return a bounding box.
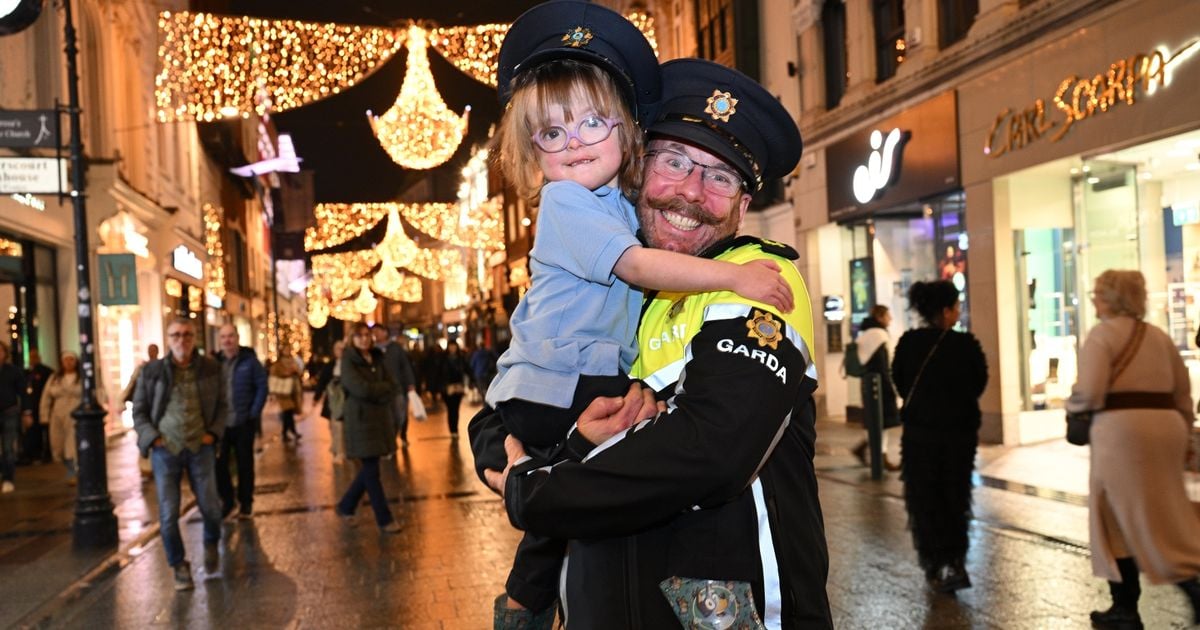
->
[408,390,427,421]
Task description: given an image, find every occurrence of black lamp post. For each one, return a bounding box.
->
[62,0,117,548]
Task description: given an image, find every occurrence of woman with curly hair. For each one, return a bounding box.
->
[892,280,988,593]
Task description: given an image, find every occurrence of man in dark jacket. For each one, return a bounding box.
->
[132,317,227,591]
[372,325,416,446]
[0,341,26,494]
[20,348,53,464]
[214,324,267,518]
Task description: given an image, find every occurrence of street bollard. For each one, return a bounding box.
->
[865,373,884,481]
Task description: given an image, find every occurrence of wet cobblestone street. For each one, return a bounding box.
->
[4,398,1198,628]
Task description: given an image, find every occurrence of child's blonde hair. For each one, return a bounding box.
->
[497,59,643,205]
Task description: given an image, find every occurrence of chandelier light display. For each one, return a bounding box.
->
[367,25,470,170]
[352,280,378,315]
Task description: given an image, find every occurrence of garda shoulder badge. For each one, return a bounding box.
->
[746,310,782,350]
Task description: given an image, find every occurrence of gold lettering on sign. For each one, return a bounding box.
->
[986,38,1198,158]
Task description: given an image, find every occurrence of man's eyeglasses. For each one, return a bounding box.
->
[531,115,621,153]
[167,331,195,339]
[643,149,745,198]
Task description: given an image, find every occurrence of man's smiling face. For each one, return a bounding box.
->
[636,138,751,255]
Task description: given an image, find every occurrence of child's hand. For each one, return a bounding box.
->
[483,435,528,498]
[734,259,794,313]
[578,383,658,445]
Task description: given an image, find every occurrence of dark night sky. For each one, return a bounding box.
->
[197,1,545,203]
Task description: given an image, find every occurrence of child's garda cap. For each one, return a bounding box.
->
[497,0,661,125]
[647,58,803,193]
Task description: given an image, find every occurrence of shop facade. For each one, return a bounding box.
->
[958,0,1199,443]
[817,91,965,421]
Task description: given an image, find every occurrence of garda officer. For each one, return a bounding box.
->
[495,59,833,629]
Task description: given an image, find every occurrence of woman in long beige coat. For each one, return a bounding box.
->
[40,351,82,483]
[1068,270,1200,628]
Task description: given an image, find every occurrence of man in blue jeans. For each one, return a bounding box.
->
[214,324,267,519]
[132,317,227,590]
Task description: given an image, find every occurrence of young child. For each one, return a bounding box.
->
[473,2,795,627]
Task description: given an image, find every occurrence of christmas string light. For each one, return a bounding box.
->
[353,280,378,315]
[305,203,389,251]
[367,25,470,170]
[155,11,403,122]
[377,206,419,268]
[373,275,423,303]
[203,204,226,303]
[625,11,659,56]
[429,24,508,87]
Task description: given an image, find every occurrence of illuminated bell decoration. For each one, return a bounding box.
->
[353,281,378,315]
[367,25,470,170]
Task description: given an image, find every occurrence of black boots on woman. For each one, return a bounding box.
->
[1091,558,1142,629]
[1177,577,1200,624]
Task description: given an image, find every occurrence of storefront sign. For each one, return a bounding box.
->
[852,128,908,203]
[171,245,203,280]
[827,91,959,221]
[98,254,138,306]
[986,37,1200,159]
[0,109,57,148]
[0,157,67,194]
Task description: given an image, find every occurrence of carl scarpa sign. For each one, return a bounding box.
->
[986,37,1200,158]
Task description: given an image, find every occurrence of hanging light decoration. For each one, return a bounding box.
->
[306,203,389,251]
[372,261,405,295]
[377,207,418,268]
[203,204,226,304]
[429,24,508,87]
[306,281,330,328]
[353,280,378,315]
[155,11,403,122]
[367,25,470,170]
[624,9,659,57]
[373,275,423,303]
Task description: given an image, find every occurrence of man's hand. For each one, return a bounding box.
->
[483,435,527,498]
[734,259,794,313]
[577,382,661,445]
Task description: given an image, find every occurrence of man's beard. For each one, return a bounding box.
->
[638,192,740,254]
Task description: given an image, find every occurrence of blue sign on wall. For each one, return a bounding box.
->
[98,254,138,306]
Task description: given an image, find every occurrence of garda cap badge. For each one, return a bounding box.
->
[562,26,594,48]
[705,89,738,123]
[746,310,782,350]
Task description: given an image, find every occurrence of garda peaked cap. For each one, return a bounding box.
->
[648,58,802,191]
[497,0,661,125]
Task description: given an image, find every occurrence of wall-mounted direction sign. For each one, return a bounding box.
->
[0,110,57,148]
[0,157,66,194]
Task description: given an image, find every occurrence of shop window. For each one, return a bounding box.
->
[938,0,979,48]
[822,0,847,109]
[873,0,906,83]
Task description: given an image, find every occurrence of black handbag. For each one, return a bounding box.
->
[1065,410,1093,446]
[1065,321,1146,446]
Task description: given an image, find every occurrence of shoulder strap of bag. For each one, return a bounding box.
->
[905,328,949,405]
[1108,321,1146,387]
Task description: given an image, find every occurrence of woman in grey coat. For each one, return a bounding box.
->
[335,322,400,532]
